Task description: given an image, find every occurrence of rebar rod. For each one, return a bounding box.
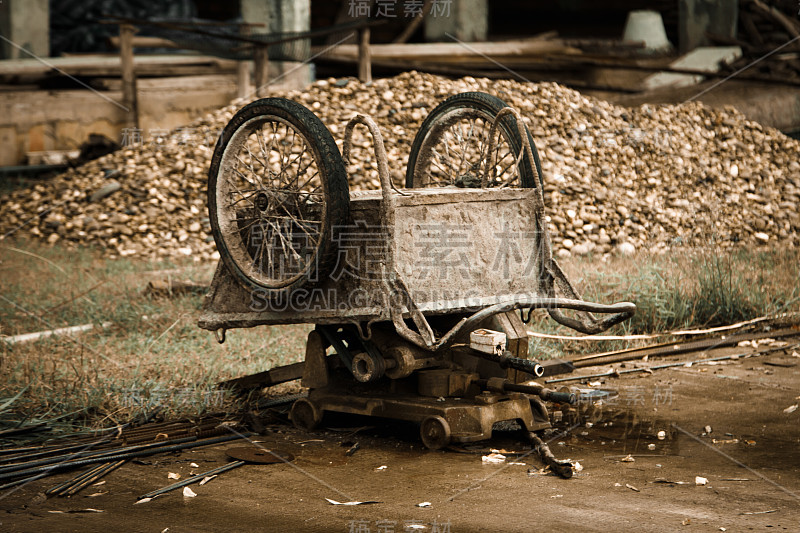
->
[138,460,246,500]
[0,433,251,483]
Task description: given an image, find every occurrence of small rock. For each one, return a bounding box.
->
[89,180,121,202]
[482,452,506,464]
[572,242,591,255]
[617,242,636,256]
[1,70,798,260]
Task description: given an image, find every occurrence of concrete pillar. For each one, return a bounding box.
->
[268,0,309,35]
[270,0,311,63]
[424,0,487,42]
[240,0,270,29]
[678,0,738,53]
[0,0,50,59]
[239,0,312,91]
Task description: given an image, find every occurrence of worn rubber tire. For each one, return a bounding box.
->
[406,92,543,189]
[420,415,451,450]
[208,98,349,298]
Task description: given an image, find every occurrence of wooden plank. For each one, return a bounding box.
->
[322,39,578,62]
[0,54,238,80]
[90,74,237,91]
[392,0,432,44]
[750,0,800,38]
[550,54,800,89]
[237,26,252,99]
[301,331,329,389]
[253,46,269,97]
[739,11,765,46]
[108,36,180,49]
[219,361,305,390]
[358,27,372,83]
[119,24,138,129]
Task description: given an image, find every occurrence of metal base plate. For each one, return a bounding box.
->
[305,387,550,445]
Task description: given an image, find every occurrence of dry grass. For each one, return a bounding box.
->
[1,238,798,431]
[0,239,309,433]
[527,245,800,359]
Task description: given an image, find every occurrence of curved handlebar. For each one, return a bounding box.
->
[399,297,637,352]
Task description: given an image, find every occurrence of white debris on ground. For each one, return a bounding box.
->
[2,71,799,260]
[481,452,507,464]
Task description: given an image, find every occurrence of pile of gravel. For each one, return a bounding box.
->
[2,71,798,260]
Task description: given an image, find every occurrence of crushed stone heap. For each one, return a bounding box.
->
[2,71,798,260]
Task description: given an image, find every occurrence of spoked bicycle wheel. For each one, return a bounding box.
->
[208,98,349,297]
[405,92,543,189]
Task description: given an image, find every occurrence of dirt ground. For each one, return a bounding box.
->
[2,340,799,533]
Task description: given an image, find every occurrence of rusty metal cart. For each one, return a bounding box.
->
[199,92,635,475]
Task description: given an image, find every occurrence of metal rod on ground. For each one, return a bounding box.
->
[0,418,213,464]
[0,442,96,464]
[46,461,110,495]
[2,425,230,471]
[1,440,138,466]
[0,435,199,476]
[569,327,799,368]
[137,460,246,501]
[0,445,51,457]
[546,343,800,384]
[256,392,307,410]
[529,432,572,479]
[0,423,48,436]
[64,460,126,496]
[0,471,52,491]
[0,433,252,483]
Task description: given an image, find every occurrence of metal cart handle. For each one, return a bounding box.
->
[341,112,636,352]
[434,297,636,352]
[342,114,436,347]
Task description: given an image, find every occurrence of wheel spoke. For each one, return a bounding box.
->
[213,106,337,289]
[413,101,535,189]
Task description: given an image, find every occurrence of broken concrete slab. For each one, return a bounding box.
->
[643,46,742,90]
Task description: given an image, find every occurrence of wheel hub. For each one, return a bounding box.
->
[255,192,269,211]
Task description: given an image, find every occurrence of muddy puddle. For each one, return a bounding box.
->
[552,387,680,457]
[4,362,799,533]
